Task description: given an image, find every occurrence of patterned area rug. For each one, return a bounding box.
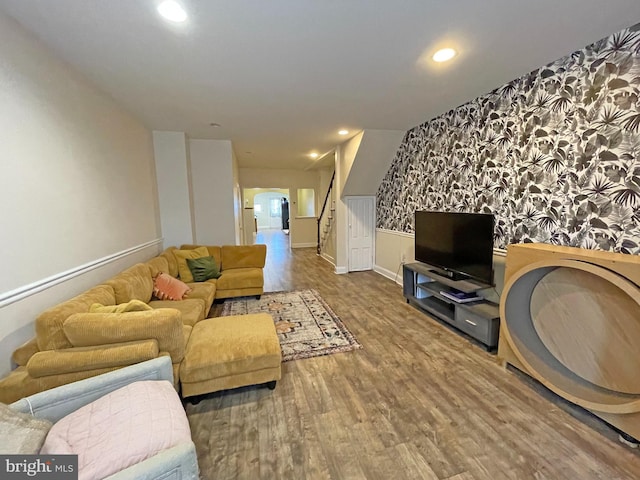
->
[220,289,362,362]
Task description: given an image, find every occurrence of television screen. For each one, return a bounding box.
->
[414,211,494,285]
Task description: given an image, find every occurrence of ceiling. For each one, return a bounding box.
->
[1,1,639,170]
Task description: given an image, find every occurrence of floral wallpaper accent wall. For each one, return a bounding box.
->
[377,23,640,254]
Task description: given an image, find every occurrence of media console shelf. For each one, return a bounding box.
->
[403,262,499,350]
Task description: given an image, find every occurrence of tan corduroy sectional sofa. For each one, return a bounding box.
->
[0,244,280,404]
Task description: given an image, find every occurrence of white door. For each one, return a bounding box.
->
[347,196,375,271]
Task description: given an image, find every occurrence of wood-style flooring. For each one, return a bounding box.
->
[187,230,640,479]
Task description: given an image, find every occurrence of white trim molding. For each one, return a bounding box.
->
[374,264,403,286]
[376,227,414,238]
[320,252,336,267]
[0,238,163,308]
[335,266,348,274]
[291,242,317,249]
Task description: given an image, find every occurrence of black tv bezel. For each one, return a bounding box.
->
[414,210,495,286]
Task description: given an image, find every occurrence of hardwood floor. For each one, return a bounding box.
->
[188,231,640,479]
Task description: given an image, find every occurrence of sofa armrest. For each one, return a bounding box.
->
[10,357,173,423]
[12,337,39,366]
[104,442,199,480]
[63,309,185,363]
[26,340,159,378]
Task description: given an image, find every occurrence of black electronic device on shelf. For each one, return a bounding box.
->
[414,210,495,286]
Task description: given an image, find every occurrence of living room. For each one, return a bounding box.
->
[2,1,640,479]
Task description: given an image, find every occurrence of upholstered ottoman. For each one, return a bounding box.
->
[180,313,281,400]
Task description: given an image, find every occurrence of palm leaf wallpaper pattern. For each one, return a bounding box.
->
[377,23,640,254]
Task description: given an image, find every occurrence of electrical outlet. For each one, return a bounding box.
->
[401,253,406,263]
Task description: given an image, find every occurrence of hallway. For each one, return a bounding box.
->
[256,229,297,292]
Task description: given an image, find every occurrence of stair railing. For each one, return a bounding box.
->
[317,171,336,255]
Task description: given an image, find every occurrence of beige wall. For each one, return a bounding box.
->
[296,188,316,217]
[341,129,405,196]
[291,218,318,248]
[0,12,161,375]
[189,139,237,245]
[337,133,363,194]
[239,168,321,248]
[152,131,194,248]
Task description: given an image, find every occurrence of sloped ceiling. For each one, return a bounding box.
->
[341,130,405,197]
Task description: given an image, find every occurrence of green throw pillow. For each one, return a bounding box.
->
[186,256,221,282]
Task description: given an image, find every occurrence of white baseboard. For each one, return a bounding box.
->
[320,252,335,266]
[0,238,163,308]
[335,266,348,274]
[291,242,317,249]
[374,264,403,286]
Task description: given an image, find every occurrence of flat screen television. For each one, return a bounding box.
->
[414,211,494,285]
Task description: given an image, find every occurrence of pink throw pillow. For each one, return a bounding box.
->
[153,273,191,301]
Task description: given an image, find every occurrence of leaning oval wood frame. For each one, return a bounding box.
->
[499,258,640,415]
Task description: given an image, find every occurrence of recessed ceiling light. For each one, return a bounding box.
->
[309,153,319,159]
[157,1,187,23]
[338,130,349,135]
[432,48,457,63]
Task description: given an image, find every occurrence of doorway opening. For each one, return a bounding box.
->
[243,188,290,252]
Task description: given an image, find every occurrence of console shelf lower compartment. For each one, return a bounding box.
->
[411,296,455,323]
[404,263,499,350]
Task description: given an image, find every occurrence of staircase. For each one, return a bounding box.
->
[317,171,335,255]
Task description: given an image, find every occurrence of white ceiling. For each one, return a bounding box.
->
[1,1,639,170]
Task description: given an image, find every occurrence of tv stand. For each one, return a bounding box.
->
[428,268,467,281]
[403,262,499,350]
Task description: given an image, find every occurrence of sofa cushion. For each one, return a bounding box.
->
[26,341,159,378]
[216,268,264,291]
[174,247,209,283]
[89,300,152,313]
[153,273,191,301]
[187,256,221,282]
[160,247,179,278]
[105,264,154,305]
[36,285,116,351]
[148,299,205,327]
[40,380,191,480]
[182,325,192,350]
[146,256,170,277]
[180,245,222,267]
[184,282,216,317]
[0,403,52,454]
[221,244,266,270]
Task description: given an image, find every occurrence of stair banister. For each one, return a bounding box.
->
[317,171,336,254]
